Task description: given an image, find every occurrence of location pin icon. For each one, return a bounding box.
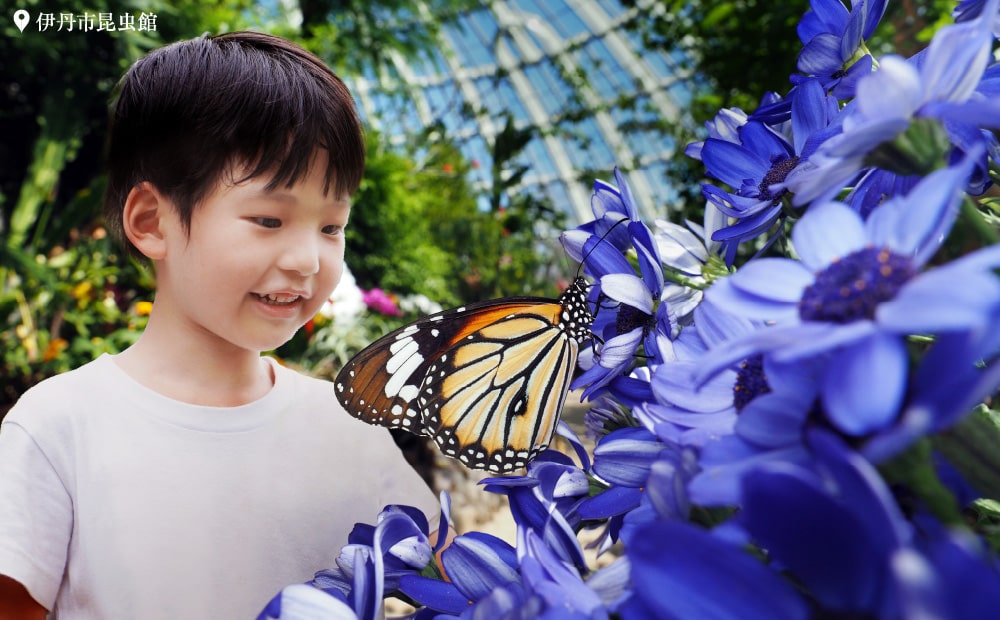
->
[13,10,29,33]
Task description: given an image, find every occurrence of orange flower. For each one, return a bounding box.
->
[43,338,68,362]
[135,301,154,316]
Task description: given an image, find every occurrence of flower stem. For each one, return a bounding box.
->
[932,406,1000,503]
[961,196,1000,246]
[879,438,965,527]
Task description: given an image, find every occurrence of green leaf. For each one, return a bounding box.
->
[933,407,1000,502]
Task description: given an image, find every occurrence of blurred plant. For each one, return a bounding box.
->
[1,217,154,416]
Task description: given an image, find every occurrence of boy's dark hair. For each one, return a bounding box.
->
[103,31,365,255]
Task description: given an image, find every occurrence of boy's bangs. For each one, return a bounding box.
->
[209,41,363,198]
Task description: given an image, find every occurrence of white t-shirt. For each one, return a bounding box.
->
[0,354,439,619]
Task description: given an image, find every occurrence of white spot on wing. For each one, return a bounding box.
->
[388,337,419,360]
[384,339,424,399]
[398,385,419,402]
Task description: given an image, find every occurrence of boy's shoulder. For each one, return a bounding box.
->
[3,355,368,440]
[1,355,118,451]
[6,355,114,419]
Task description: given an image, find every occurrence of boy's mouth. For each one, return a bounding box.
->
[252,293,302,306]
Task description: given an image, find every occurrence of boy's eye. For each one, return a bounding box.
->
[322,224,343,236]
[253,217,281,229]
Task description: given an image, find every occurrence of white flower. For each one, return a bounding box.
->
[398,293,443,316]
[320,267,367,325]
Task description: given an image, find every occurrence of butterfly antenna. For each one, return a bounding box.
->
[573,215,631,280]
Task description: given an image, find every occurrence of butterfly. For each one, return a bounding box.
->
[335,277,593,473]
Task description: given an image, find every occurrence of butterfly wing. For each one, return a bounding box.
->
[335,298,568,435]
[335,318,439,435]
[419,307,579,473]
[335,278,593,473]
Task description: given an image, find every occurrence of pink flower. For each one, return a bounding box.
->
[362,288,403,316]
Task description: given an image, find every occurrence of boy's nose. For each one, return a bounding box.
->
[277,236,320,276]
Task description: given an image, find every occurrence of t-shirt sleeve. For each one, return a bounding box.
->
[0,421,72,610]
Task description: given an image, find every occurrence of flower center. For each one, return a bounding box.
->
[733,354,770,412]
[616,303,654,335]
[798,246,917,323]
[757,155,800,201]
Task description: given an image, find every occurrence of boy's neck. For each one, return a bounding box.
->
[113,324,274,408]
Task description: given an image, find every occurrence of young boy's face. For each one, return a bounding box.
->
[154,150,350,354]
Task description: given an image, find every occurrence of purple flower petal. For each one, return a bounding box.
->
[878,268,1000,333]
[852,55,920,122]
[822,334,908,435]
[601,273,654,313]
[729,258,814,304]
[701,138,771,188]
[920,9,995,103]
[798,33,844,74]
[792,201,866,270]
[441,533,520,601]
[653,361,735,412]
[737,392,811,448]
[866,154,977,264]
[623,519,809,620]
[259,584,357,620]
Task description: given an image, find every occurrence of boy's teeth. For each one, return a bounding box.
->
[257,293,298,304]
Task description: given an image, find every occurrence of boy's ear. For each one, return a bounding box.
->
[122,182,172,260]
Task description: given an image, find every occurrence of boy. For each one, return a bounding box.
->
[0,31,441,619]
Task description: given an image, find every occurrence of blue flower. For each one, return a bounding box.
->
[701,155,1000,444]
[399,526,626,619]
[739,431,1000,617]
[738,431,913,616]
[583,394,639,441]
[697,79,839,263]
[651,206,730,328]
[263,4,1000,617]
[839,167,920,218]
[563,170,672,397]
[516,529,620,617]
[687,355,821,507]
[312,504,437,601]
[574,426,701,549]
[787,0,1000,205]
[641,301,760,447]
[684,106,748,161]
[562,168,642,264]
[862,320,1000,462]
[954,0,1000,34]
[256,583,357,620]
[793,0,886,98]
[260,501,447,620]
[620,518,809,620]
[480,456,589,571]
[893,529,1000,618]
[400,531,521,616]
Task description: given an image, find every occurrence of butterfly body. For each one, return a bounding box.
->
[335,277,592,473]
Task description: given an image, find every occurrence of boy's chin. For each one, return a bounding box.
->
[244,331,303,354]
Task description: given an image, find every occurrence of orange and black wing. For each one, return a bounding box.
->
[419,308,581,472]
[334,278,593,473]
